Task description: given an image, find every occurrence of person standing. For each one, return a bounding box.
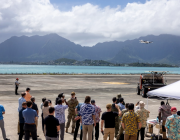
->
[101,104,121,140]
[74,103,83,140]
[55,93,64,105]
[42,101,50,120]
[48,99,52,107]
[31,97,39,135]
[91,100,101,140]
[19,102,27,140]
[116,93,122,104]
[121,103,141,140]
[0,104,10,140]
[158,101,171,139]
[17,92,26,134]
[54,99,68,140]
[111,97,121,138]
[40,97,46,132]
[44,107,60,140]
[135,101,140,112]
[25,88,32,101]
[15,78,20,95]
[117,98,125,111]
[42,101,50,135]
[136,101,150,140]
[66,92,79,133]
[22,101,38,140]
[80,96,96,140]
[165,107,180,140]
[118,103,129,140]
[177,111,180,116]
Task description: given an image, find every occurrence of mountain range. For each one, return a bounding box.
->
[0,33,180,65]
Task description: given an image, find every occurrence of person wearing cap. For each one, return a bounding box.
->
[25,88,32,101]
[91,100,101,140]
[165,107,180,140]
[15,78,20,95]
[136,101,150,140]
[101,103,121,140]
[116,93,122,104]
[158,101,171,139]
[121,103,141,140]
[65,92,79,133]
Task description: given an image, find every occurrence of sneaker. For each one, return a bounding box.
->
[6,138,10,140]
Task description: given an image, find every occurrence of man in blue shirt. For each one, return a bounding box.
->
[74,103,83,140]
[18,93,26,111]
[19,102,27,140]
[23,101,38,140]
[17,92,26,134]
[0,104,10,140]
[80,96,95,140]
[117,98,125,111]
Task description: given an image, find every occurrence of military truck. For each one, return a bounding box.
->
[136,71,167,98]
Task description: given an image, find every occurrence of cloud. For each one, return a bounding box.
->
[0,0,180,46]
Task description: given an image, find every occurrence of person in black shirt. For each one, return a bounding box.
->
[44,107,60,140]
[19,102,27,140]
[101,104,121,140]
[31,97,39,137]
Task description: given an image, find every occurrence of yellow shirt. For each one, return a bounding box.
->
[122,110,140,135]
[25,91,32,101]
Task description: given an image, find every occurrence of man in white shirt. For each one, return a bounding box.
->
[54,99,68,140]
[15,78,20,95]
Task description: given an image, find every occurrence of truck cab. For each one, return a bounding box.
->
[137,71,167,97]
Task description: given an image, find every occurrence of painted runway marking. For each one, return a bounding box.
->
[103,82,129,85]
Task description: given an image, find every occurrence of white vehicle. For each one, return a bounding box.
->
[139,40,153,44]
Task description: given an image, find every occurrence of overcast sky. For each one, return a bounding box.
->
[0,0,180,46]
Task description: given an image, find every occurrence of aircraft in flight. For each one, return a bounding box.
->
[139,40,153,44]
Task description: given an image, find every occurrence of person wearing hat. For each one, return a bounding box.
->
[101,104,121,140]
[65,92,79,133]
[116,93,122,104]
[165,107,180,140]
[136,101,150,140]
[15,78,20,95]
[91,100,101,140]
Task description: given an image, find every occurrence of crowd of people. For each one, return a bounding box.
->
[0,78,180,140]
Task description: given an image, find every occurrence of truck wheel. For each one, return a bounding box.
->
[142,88,148,98]
[137,86,140,95]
